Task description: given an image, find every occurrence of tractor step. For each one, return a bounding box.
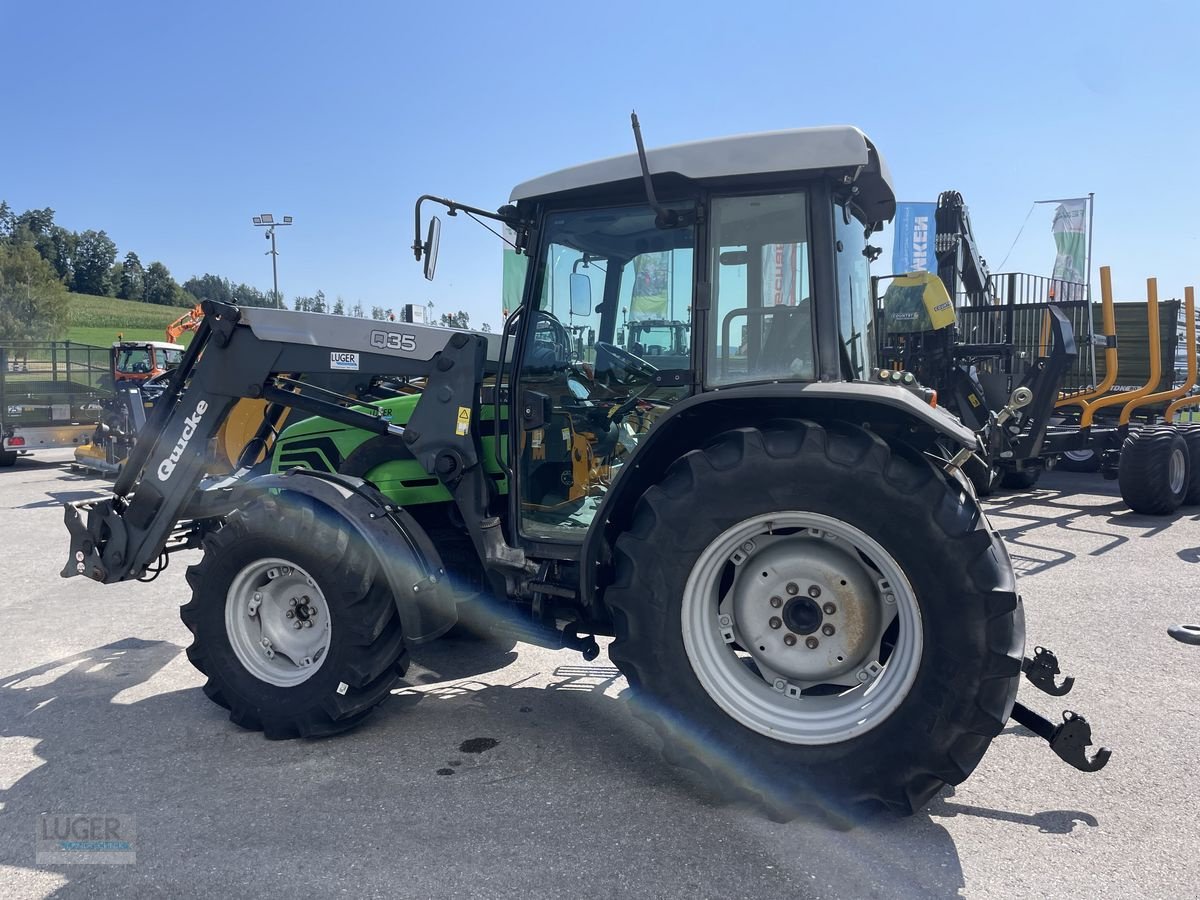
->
[1021,645,1074,696]
[1010,702,1112,772]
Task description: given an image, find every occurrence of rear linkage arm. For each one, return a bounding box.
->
[1014,644,1111,773]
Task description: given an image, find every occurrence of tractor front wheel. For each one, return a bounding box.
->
[605,421,1024,818]
[180,493,408,738]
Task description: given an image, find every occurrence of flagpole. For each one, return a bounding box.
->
[1085,192,1096,384]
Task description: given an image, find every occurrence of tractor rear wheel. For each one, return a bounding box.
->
[1118,427,1189,515]
[606,421,1024,819]
[180,493,408,738]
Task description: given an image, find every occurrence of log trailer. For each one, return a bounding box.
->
[60,121,1109,820]
[877,191,1199,515]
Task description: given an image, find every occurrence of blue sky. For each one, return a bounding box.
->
[2,1,1197,330]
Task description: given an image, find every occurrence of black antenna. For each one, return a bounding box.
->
[630,111,676,228]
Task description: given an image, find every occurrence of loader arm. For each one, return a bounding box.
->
[64,300,496,585]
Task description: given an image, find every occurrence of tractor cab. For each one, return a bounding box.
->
[110,340,185,385]
[483,125,896,540]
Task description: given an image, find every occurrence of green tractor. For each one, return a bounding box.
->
[63,119,1108,820]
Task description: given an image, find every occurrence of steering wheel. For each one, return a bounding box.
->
[594,341,659,385]
[526,310,574,372]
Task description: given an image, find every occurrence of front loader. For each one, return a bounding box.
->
[61,120,1108,820]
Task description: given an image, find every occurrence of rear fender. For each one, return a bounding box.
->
[245,468,456,643]
[581,382,976,619]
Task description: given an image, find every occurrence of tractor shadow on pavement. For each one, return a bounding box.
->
[0,637,1100,898]
[983,471,1200,575]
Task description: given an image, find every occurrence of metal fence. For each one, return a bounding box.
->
[960,273,1095,393]
[1,342,111,426]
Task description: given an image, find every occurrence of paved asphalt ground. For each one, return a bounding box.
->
[0,450,1197,899]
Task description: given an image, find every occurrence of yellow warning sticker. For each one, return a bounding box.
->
[456,406,471,436]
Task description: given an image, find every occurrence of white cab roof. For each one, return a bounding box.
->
[510,126,895,221]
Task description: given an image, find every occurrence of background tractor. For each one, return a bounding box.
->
[61,120,1108,820]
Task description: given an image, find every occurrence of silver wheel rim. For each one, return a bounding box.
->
[681,512,923,745]
[1169,447,1186,494]
[225,557,332,687]
[1064,450,1094,462]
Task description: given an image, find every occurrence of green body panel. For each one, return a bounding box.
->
[271,392,508,506]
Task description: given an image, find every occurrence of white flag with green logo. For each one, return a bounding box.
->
[1051,200,1087,300]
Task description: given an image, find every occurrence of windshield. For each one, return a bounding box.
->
[835,205,875,378]
[160,348,184,370]
[115,348,152,374]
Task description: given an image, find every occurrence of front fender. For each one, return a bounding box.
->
[246,468,456,643]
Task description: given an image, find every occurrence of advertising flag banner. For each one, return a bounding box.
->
[761,243,798,306]
[1051,199,1088,301]
[892,202,937,274]
[630,252,670,321]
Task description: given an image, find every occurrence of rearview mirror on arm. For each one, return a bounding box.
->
[423,216,441,281]
[569,273,592,317]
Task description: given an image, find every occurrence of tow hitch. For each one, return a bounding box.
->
[1013,645,1112,773]
[1021,645,1074,696]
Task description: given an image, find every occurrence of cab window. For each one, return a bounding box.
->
[707,193,814,386]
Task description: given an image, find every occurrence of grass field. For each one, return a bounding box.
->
[63,293,194,347]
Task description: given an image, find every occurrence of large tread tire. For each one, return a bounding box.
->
[1118,427,1189,515]
[605,421,1024,819]
[1178,427,1200,506]
[180,493,408,739]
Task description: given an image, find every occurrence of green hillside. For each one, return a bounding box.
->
[64,293,194,347]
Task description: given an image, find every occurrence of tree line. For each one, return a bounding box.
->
[0,201,485,342]
[0,202,200,308]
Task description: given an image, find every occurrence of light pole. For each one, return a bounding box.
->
[252,213,293,307]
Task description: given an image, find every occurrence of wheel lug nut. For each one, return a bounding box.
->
[293,622,302,630]
[805,636,819,649]
[768,616,782,630]
[769,596,782,608]
[286,610,294,618]
[783,633,797,646]
[807,585,821,598]
[822,602,836,615]
[290,598,298,606]
[822,624,835,636]
[786,582,799,595]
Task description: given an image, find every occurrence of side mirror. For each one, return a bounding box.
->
[423,216,441,282]
[569,273,592,318]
